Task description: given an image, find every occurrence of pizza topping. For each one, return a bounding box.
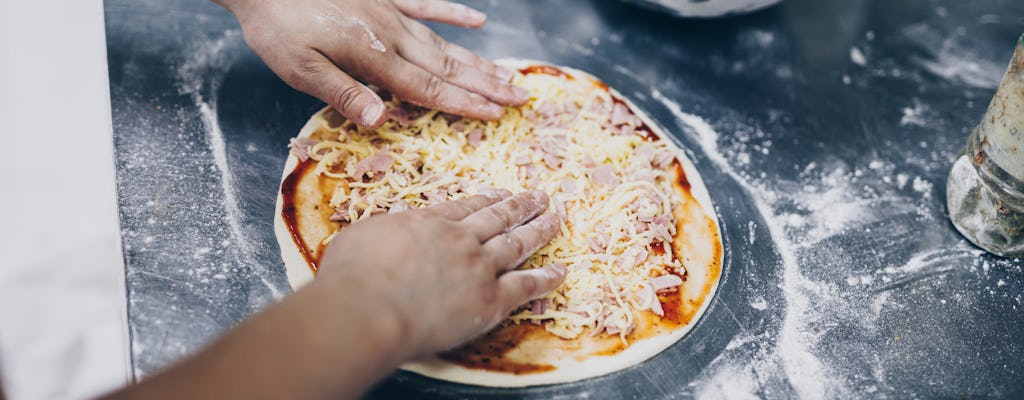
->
[589,165,619,186]
[352,152,394,178]
[299,67,687,343]
[288,137,319,162]
[389,199,411,214]
[610,102,634,126]
[467,128,484,147]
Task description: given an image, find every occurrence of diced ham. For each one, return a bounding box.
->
[467,128,484,147]
[615,124,636,137]
[582,154,598,168]
[543,153,563,169]
[388,199,411,214]
[515,155,532,165]
[450,120,466,133]
[649,274,684,292]
[387,103,429,125]
[538,134,566,156]
[559,178,576,194]
[329,209,351,222]
[634,143,655,165]
[441,113,462,124]
[287,137,318,162]
[387,107,410,125]
[584,97,610,115]
[604,319,634,336]
[653,150,676,169]
[649,292,665,316]
[651,214,675,242]
[565,101,581,120]
[589,165,619,186]
[529,297,554,325]
[625,168,655,183]
[588,236,607,253]
[656,214,676,235]
[423,190,446,204]
[535,101,557,119]
[352,152,394,178]
[610,102,633,126]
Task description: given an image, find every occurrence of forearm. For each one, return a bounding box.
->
[106,280,406,400]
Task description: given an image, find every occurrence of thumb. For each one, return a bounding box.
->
[289,53,386,129]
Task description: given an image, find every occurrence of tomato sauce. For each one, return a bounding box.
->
[280,160,320,272]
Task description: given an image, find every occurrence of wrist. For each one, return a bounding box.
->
[312,270,416,366]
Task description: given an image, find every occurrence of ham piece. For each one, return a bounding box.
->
[650,214,674,243]
[387,103,429,125]
[388,199,411,214]
[610,102,634,126]
[649,274,684,292]
[352,153,394,178]
[288,137,318,162]
[467,128,484,147]
[590,165,619,186]
[329,210,350,222]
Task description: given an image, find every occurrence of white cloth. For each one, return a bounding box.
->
[0,0,131,398]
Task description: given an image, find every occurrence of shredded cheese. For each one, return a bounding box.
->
[301,69,686,341]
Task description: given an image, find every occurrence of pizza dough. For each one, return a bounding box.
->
[273,59,723,387]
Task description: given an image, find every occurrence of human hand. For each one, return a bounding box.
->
[215,0,529,128]
[316,190,566,359]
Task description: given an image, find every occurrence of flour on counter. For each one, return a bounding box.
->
[652,87,1005,398]
[176,29,284,300]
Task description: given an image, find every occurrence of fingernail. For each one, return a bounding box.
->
[360,103,384,127]
[481,102,504,118]
[512,86,530,103]
[466,8,486,23]
[496,66,515,81]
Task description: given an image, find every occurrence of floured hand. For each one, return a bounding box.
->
[214,0,530,128]
[316,190,566,359]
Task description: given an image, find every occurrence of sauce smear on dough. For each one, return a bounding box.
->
[439,323,556,374]
[281,160,320,271]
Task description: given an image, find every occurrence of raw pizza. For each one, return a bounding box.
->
[274,59,722,387]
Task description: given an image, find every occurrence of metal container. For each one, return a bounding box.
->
[946,34,1024,258]
[620,0,782,18]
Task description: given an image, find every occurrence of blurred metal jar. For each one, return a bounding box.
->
[620,0,782,18]
[946,35,1024,258]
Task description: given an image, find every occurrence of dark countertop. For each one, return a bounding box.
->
[105,0,1024,398]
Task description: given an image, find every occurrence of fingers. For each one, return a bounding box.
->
[497,263,567,309]
[403,20,514,82]
[397,38,528,106]
[290,52,386,128]
[427,190,512,220]
[378,57,508,120]
[460,190,550,242]
[444,42,515,82]
[482,213,560,272]
[393,0,487,28]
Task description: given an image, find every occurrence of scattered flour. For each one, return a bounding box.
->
[849,47,868,66]
[903,23,1003,89]
[650,85,1008,398]
[176,30,283,298]
[900,99,929,127]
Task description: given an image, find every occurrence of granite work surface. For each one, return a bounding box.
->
[105,0,1024,397]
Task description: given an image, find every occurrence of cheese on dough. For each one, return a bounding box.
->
[298,70,686,342]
